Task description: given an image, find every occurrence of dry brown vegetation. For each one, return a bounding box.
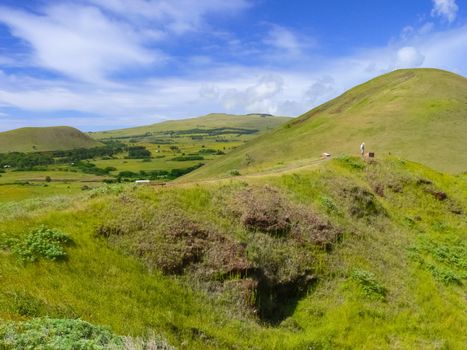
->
[96,185,342,324]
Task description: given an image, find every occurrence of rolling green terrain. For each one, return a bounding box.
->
[0,157,465,349]
[0,114,290,203]
[0,126,102,153]
[1,69,466,349]
[184,69,467,180]
[89,113,290,140]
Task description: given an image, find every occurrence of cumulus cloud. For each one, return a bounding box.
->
[305,76,336,104]
[431,0,459,23]
[395,46,425,68]
[220,75,284,113]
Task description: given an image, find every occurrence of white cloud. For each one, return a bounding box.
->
[431,0,459,23]
[395,46,425,68]
[264,26,304,56]
[86,0,250,34]
[220,75,284,113]
[0,4,158,83]
[0,0,250,84]
[305,76,336,104]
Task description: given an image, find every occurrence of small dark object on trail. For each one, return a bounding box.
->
[368,152,375,158]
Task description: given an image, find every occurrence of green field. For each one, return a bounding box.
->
[0,126,102,153]
[184,69,467,181]
[0,114,291,202]
[0,170,107,203]
[89,113,290,140]
[0,157,465,349]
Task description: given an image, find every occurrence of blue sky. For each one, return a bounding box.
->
[0,0,466,131]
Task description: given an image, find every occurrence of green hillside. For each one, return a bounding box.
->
[89,113,290,139]
[0,157,466,349]
[184,69,467,180]
[0,126,102,153]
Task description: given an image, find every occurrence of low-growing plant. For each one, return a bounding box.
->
[336,155,365,170]
[350,268,387,300]
[0,318,122,349]
[9,226,73,262]
[407,239,467,285]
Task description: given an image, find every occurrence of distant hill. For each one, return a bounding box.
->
[0,126,102,153]
[185,68,467,179]
[89,113,291,139]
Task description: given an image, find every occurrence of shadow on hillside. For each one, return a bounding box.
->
[255,270,317,325]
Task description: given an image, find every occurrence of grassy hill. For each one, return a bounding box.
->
[0,126,102,153]
[0,157,465,349]
[184,69,467,180]
[89,113,290,140]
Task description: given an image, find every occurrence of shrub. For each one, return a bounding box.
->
[0,318,122,349]
[232,185,341,245]
[232,185,293,236]
[45,175,52,182]
[342,186,386,219]
[9,226,73,262]
[351,269,387,300]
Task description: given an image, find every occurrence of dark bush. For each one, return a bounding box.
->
[128,146,151,159]
[232,185,341,245]
[342,186,386,219]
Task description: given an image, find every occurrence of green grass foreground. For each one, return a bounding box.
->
[0,157,465,349]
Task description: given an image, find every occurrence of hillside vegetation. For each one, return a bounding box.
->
[89,113,290,140]
[0,126,102,153]
[185,69,467,180]
[1,157,465,349]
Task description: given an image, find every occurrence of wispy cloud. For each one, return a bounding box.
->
[86,0,251,34]
[264,26,306,56]
[431,0,459,23]
[0,4,159,84]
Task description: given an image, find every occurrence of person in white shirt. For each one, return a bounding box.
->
[360,142,365,157]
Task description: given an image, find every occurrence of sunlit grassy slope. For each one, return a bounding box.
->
[1,157,466,349]
[184,69,467,180]
[89,113,290,139]
[0,126,102,153]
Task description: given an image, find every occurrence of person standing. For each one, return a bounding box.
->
[360,142,365,157]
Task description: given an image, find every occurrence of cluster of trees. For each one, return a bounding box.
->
[199,148,225,155]
[0,152,54,169]
[0,142,125,170]
[127,146,151,159]
[72,161,116,176]
[53,141,126,162]
[117,163,204,181]
[172,155,204,161]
